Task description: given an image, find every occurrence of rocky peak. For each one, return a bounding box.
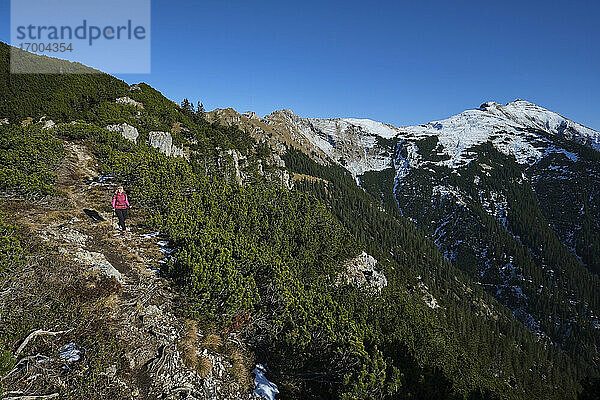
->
[243,111,261,120]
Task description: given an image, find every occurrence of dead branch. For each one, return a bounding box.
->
[15,328,74,356]
[2,394,59,400]
[1,354,49,382]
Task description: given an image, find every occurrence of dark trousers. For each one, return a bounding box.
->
[115,208,128,231]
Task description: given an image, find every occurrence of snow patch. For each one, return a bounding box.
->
[400,109,543,168]
[58,343,81,363]
[141,231,160,239]
[253,364,279,400]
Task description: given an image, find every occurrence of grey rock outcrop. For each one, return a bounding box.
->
[40,225,89,246]
[149,131,184,157]
[106,123,140,144]
[342,252,387,293]
[0,118,9,126]
[42,120,55,130]
[417,281,440,309]
[277,169,293,190]
[266,153,293,190]
[37,116,55,130]
[116,96,144,109]
[226,149,246,185]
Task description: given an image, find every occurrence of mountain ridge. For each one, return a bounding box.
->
[208,99,600,178]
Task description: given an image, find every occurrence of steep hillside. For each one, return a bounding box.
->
[0,44,596,399]
[389,102,600,371]
[207,101,600,395]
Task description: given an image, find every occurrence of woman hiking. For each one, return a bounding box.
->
[112,186,130,232]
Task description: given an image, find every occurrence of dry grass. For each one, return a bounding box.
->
[171,122,183,134]
[13,208,72,232]
[99,293,120,310]
[70,273,121,302]
[125,251,144,263]
[228,348,252,387]
[179,319,199,370]
[179,321,220,379]
[202,333,223,351]
[292,172,329,184]
[197,355,213,378]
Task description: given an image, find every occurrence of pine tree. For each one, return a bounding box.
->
[196,101,205,120]
[181,98,194,112]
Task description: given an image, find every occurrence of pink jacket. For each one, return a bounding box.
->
[112,192,129,209]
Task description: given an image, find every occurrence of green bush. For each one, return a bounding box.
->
[0,124,64,197]
[54,121,109,141]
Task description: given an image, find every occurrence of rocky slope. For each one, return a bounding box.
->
[0,141,262,399]
[208,108,398,178]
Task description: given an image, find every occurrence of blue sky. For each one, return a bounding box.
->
[1,0,598,129]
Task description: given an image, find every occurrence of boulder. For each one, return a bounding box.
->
[36,116,55,130]
[106,123,139,144]
[42,120,55,130]
[75,249,123,283]
[0,118,8,126]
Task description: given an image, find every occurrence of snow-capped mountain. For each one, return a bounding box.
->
[396,99,598,171]
[211,100,599,178]
[483,100,600,151]
[208,100,600,351]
